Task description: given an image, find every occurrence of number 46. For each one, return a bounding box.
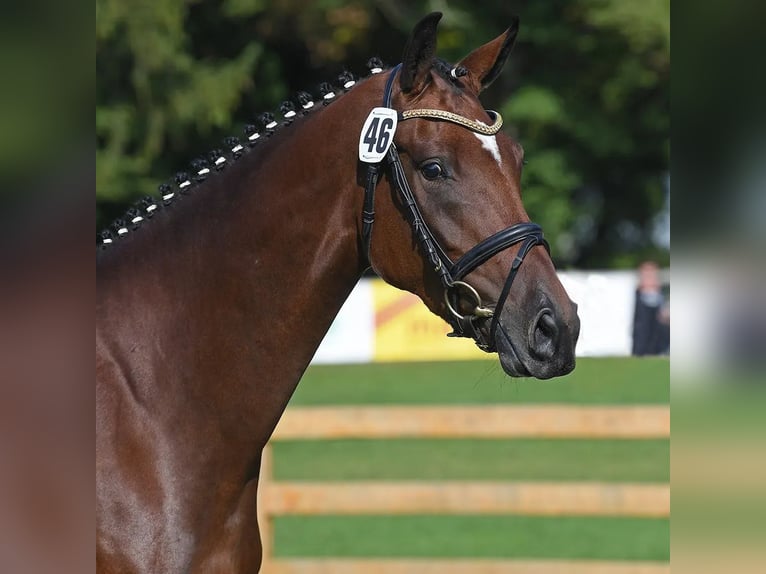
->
[358,108,398,163]
[363,117,395,154]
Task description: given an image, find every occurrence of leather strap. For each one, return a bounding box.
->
[487,234,547,348]
[451,223,548,281]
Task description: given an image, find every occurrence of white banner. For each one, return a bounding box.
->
[558,271,637,357]
[311,280,374,364]
[312,271,650,364]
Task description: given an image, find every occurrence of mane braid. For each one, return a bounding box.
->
[97,57,391,249]
[433,58,466,86]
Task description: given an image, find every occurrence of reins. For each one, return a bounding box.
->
[361,64,549,351]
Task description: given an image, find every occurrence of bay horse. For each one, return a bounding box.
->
[97,12,580,573]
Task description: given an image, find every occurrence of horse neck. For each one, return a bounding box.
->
[98,84,380,450]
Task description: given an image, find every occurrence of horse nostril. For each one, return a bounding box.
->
[538,312,557,337]
[529,308,559,360]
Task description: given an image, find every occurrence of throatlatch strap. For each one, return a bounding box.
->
[361,164,379,265]
[360,65,400,268]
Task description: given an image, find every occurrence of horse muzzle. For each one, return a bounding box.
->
[494,299,580,379]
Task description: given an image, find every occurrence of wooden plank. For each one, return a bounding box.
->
[271,405,670,440]
[269,559,671,574]
[261,481,669,517]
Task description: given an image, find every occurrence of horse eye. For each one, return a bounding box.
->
[420,162,443,180]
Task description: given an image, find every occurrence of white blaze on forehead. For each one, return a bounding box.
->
[473,120,502,167]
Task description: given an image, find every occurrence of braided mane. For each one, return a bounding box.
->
[98,56,466,248]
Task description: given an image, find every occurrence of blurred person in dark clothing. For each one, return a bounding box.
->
[632,261,670,356]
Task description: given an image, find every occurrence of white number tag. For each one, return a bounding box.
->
[358,108,398,163]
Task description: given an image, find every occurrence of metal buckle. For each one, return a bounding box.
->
[444,280,494,321]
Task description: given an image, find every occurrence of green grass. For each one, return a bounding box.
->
[273,438,669,482]
[274,515,670,561]
[275,358,669,562]
[292,357,669,405]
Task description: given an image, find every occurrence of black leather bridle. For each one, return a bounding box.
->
[362,64,549,352]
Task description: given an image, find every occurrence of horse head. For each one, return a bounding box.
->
[366,13,580,378]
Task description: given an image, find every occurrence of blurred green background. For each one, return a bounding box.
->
[96,0,669,269]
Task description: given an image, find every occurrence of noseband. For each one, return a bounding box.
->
[361,64,549,352]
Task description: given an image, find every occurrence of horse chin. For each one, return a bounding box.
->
[494,320,578,380]
[494,326,531,378]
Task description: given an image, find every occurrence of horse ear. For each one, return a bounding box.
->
[457,17,519,94]
[399,12,442,94]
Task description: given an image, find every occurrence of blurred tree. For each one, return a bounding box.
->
[96,0,668,269]
[96,0,262,204]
